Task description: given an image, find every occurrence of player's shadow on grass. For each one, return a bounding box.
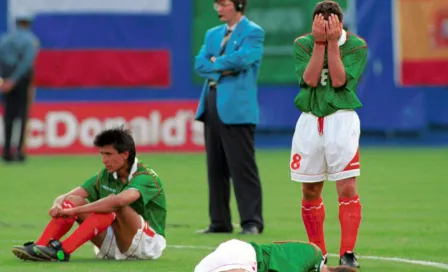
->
[0,220,36,229]
[68,258,154,263]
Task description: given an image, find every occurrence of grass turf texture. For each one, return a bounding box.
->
[0,148,447,271]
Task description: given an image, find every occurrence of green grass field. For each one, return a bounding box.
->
[0,148,447,271]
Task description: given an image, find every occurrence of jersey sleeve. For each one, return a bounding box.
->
[80,173,100,203]
[342,45,368,92]
[125,170,162,205]
[309,244,325,272]
[293,39,312,88]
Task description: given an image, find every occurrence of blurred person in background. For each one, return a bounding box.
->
[0,13,39,163]
[194,0,265,235]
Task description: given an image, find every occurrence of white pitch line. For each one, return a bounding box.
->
[3,240,448,269]
[326,253,448,270]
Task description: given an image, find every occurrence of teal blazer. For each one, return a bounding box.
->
[194,17,265,125]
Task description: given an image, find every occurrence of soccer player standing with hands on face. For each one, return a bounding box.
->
[291,1,368,269]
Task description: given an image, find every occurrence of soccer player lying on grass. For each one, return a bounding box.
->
[12,127,167,262]
[194,239,357,272]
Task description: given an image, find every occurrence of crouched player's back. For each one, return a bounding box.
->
[250,241,324,272]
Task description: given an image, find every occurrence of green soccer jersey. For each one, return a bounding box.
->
[250,241,324,272]
[293,32,368,117]
[81,159,167,237]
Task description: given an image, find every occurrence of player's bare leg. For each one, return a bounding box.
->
[110,205,144,253]
[336,177,361,268]
[301,181,327,260]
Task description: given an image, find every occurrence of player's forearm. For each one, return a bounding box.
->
[195,58,215,74]
[212,51,259,71]
[53,195,66,207]
[327,41,346,88]
[196,70,221,82]
[53,187,88,206]
[302,44,326,87]
[72,195,122,214]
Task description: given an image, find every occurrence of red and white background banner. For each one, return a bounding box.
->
[394,0,448,86]
[0,102,205,154]
[10,0,172,89]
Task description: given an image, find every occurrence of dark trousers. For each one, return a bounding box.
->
[204,87,263,231]
[2,80,31,157]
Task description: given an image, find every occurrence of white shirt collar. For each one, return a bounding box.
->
[338,29,347,46]
[227,15,245,32]
[113,158,138,181]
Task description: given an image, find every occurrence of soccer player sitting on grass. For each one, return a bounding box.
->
[12,127,167,262]
[194,239,357,272]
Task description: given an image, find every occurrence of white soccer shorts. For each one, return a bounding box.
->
[194,239,257,272]
[94,215,166,260]
[290,110,361,182]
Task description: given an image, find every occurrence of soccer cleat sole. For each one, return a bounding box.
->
[33,246,68,262]
[32,248,60,262]
[12,248,48,262]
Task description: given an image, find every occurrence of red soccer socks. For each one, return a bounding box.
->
[35,200,77,246]
[338,195,362,257]
[61,212,116,254]
[302,197,327,256]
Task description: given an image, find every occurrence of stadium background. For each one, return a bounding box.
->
[1,0,448,154]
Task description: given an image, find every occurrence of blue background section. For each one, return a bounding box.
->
[0,0,6,34]
[34,14,174,49]
[1,0,447,144]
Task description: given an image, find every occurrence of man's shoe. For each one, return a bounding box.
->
[2,154,14,163]
[34,239,70,262]
[196,226,233,234]
[339,252,360,269]
[12,241,48,261]
[238,225,261,235]
[16,152,26,162]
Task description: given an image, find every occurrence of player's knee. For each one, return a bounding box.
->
[112,206,142,230]
[335,177,358,198]
[302,182,324,200]
[65,195,88,207]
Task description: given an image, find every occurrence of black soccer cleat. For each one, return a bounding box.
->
[12,241,48,261]
[339,252,360,269]
[33,239,70,262]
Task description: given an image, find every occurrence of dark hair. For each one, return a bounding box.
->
[214,0,247,14]
[327,265,358,272]
[94,127,136,168]
[16,19,32,28]
[313,1,344,22]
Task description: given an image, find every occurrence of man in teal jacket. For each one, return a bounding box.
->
[194,0,264,235]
